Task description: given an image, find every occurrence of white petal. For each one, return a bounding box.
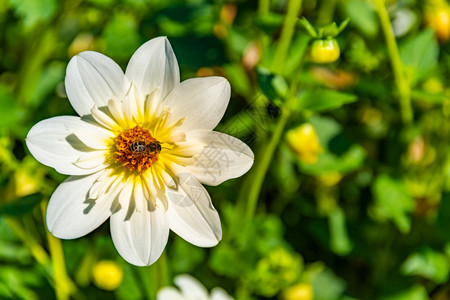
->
[110,181,169,266]
[174,275,209,300]
[163,77,231,131]
[122,84,145,124]
[125,37,180,101]
[26,116,106,175]
[65,51,129,116]
[107,99,128,128]
[73,118,115,150]
[166,173,222,247]
[90,105,120,131]
[46,171,117,239]
[73,151,106,169]
[157,287,185,300]
[185,130,254,186]
[211,288,234,300]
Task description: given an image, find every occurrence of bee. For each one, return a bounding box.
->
[129,138,162,156]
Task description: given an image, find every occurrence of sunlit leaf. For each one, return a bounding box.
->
[381,285,428,300]
[310,266,346,300]
[0,85,25,130]
[102,13,140,63]
[401,248,449,283]
[329,207,353,255]
[342,0,378,38]
[10,0,56,29]
[400,29,439,86]
[372,175,414,233]
[297,90,357,112]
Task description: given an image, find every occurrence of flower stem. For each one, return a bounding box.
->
[258,0,270,15]
[272,0,303,73]
[317,0,337,25]
[5,218,49,265]
[240,40,308,225]
[374,0,413,124]
[41,200,73,300]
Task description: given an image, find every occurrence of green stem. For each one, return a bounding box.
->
[232,1,305,226]
[317,0,337,25]
[41,201,73,300]
[245,105,291,221]
[374,0,413,124]
[258,0,270,15]
[5,218,49,265]
[272,0,303,73]
[245,81,299,222]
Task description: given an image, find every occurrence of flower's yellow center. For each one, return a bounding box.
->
[114,125,161,173]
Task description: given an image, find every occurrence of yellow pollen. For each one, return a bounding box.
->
[114,125,161,173]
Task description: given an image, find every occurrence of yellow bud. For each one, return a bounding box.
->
[320,172,342,186]
[286,123,323,164]
[92,260,123,291]
[425,2,450,42]
[283,283,314,300]
[309,39,340,64]
[14,170,39,197]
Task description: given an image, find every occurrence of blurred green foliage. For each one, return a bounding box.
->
[2,0,450,299]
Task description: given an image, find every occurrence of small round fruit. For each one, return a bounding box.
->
[92,260,123,291]
[309,39,340,64]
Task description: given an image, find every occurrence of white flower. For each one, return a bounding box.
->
[26,37,254,266]
[157,274,234,300]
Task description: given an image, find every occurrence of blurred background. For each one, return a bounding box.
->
[1,0,450,299]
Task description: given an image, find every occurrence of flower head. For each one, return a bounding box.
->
[26,37,254,266]
[157,274,234,300]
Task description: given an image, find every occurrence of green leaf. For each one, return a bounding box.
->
[170,237,205,273]
[319,22,339,38]
[210,243,248,277]
[308,115,342,146]
[400,29,439,87]
[411,89,448,104]
[297,90,357,112]
[401,248,449,284]
[298,17,317,37]
[381,285,428,300]
[0,240,31,262]
[223,63,253,97]
[309,265,346,300]
[116,264,143,300]
[0,194,43,216]
[338,18,350,33]
[86,0,115,6]
[255,12,285,34]
[30,62,65,108]
[329,207,353,255]
[9,0,57,29]
[0,85,25,130]
[299,145,366,175]
[342,0,378,38]
[372,175,415,233]
[257,66,288,102]
[102,13,140,63]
